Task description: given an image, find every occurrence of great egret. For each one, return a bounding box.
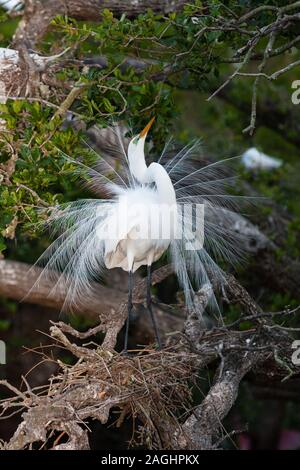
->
[31,117,248,352]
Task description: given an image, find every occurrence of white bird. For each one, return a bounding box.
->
[0,0,20,11]
[31,118,249,352]
[242,147,282,170]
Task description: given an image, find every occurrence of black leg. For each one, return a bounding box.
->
[147,265,162,349]
[124,270,133,353]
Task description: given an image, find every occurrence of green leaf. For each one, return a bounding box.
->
[12,100,23,114]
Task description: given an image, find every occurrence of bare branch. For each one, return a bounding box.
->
[177,351,260,449]
[207,40,258,102]
[243,25,277,135]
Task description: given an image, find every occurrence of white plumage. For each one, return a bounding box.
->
[101,185,173,272]
[242,147,282,170]
[30,117,250,350]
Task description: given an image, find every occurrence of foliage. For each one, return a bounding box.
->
[0,0,299,303]
[1,0,300,450]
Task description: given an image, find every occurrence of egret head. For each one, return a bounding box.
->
[128,117,155,181]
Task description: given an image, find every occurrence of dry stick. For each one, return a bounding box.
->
[236,5,278,23]
[51,84,83,121]
[281,0,300,13]
[179,351,260,450]
[225,306,300,329]
[0,380,28,403]
[16,183,50,207]
[0,141,18,184]
[271,59,300,79]
[236,1,300,24]
[0,284,298,450]
[222,35,300,63]
[5,95,84,118]
[53,320,105,340]
[179,268,292,450]
[52,266,174,339]
[243,26,277,135]
[207,39,258,102]
[204,5,299,132]
[235,58,300,80]
[50,265,175,350]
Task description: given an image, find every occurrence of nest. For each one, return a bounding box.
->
[0,322,198,450]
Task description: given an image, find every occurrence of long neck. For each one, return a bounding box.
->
[146,162,176,206]
[128,142,176,205]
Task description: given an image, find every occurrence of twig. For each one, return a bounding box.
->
[16,183,50,207]
[207,40,258,102]
[243,26,277,135]
[51,319,105,339]
[51,84,83,120]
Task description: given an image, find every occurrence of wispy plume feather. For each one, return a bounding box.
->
[25,131,253,318]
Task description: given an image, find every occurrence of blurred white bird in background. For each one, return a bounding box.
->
[0,0,20,11]
[31,117,250,352]
[242,147,282,171]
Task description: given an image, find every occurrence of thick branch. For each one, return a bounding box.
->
[0,259,123,317]
[13,0,186,48]
[178,351,260,449]
[0,259,181,349]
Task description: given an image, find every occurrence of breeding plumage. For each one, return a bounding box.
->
[30,118,249,351]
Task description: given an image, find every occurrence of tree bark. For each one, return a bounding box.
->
[13,0,187,48]
[178,351,260,449]
[0,259,123,318]
[0,258,183,348]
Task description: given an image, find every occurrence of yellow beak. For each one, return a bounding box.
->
[139,116,155,138]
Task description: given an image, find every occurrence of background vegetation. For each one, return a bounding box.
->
[0,0,300,450]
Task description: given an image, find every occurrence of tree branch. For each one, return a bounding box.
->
[177,351,260,449]
[13,0,187,48]
[0,258,123,317]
